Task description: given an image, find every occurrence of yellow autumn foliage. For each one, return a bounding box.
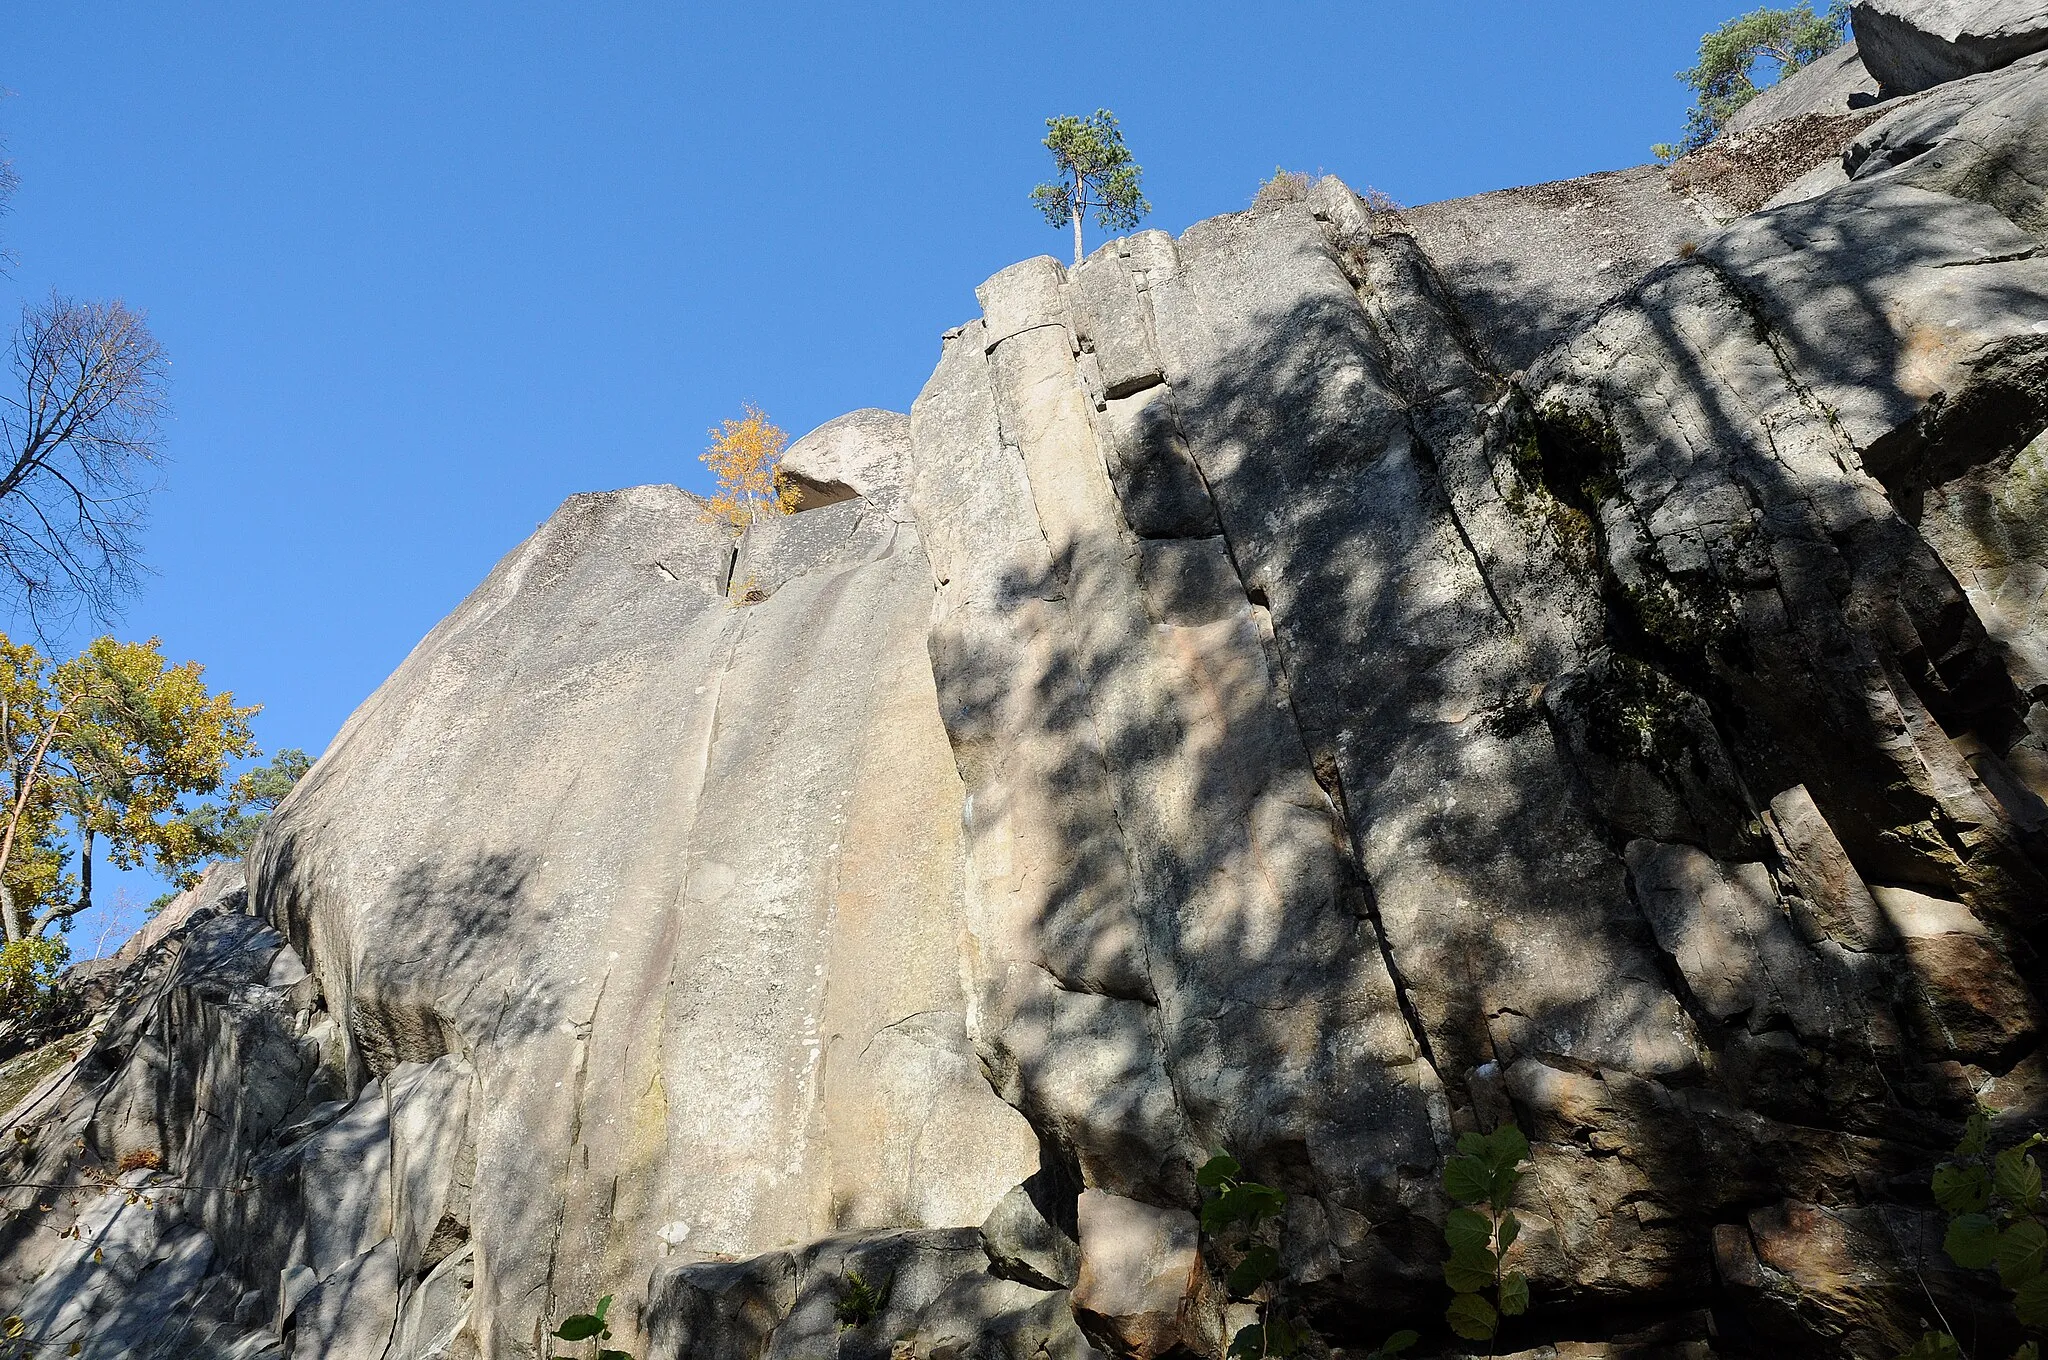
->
[54,636,261,882]
[0,632,260,947]
[699,404,800,530]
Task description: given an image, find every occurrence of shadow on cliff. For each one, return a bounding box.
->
[255,832,560,1079]
[949,257,2048,1349]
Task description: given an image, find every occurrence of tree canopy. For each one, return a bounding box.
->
[1654,3,1849,159]
[0,633,259,945]
[1030,110,1150,266]
[700,404,798,530]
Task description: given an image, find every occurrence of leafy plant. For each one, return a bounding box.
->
[1253,168,1315,211]
[834,1269,891,1330]
[1360,1330,1420,1360]
[1652,2,1849,159]
[1441,1125,1531,1347]
[0,632,260,948]
[1197,1152,1313,1360]
[548,1293,630,1360]
[1907,1111,2048,1358]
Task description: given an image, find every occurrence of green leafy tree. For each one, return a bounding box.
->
[0,633,258,947]
[1910,1110,2048,1358]
[1441,1125,1532,1348]
[1030,110,1150,266]
[187,746,311,858]
[1653,3,1849,160]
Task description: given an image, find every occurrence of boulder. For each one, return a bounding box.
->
[777,407,914,517]
[1853,0,2048,93]
[8,45,2048,1360]
[1070,1192,1201,1360]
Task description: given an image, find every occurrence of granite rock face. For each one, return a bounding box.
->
[5,33,2048,1360]
[1723,42,1883,134]
[1853,0,2048,93]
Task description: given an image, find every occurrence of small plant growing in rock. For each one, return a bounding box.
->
[548,1293,631,1360]
[1252,168,1315,211]
[1904,1110,2048,1358]
[699,405,798,531]
[834,1269,891,1329]
[1197,1152,1309,1359]
[1441,1125,1531,1346]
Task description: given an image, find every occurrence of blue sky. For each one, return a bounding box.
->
[4,1,1754,949]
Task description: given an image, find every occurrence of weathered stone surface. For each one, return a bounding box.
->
[11,46,2048,1360]
[1766,785,1897,951]
[1853,0,2048,93]
[1400,167,1715,371]
[246,482,1036,1353]
[1624,840,1860,1042]
[646,1228,1096,1360]
[1724,43,1883,134]
[1071,1192,1200,1360]
[777,408,914,517]
[1876,884,2040,1054]
[981,1179,1080,1291]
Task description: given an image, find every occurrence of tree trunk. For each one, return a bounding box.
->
[1,881,17,944]
[78,826,91,920]
[1071,168,1085,266]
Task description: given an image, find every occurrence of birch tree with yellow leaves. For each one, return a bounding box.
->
[699,404,799,530]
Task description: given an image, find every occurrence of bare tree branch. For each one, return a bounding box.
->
[0,294,168,637]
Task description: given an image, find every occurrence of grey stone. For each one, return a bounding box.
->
[1624,840,1861,1042]
[1069,252,1166,399]
[1853,0,2048,93]
[980,1181,1079,1291]
[646,1228,1097,1360]
[15,44,2048,1360]
[1725,43,1884,134]
[293,1238,401,1360]
[241,481,1032,1352]
[1875,884,2039,1053]
[1400,166,1716,372]
[1071,1191,1201,1360]
[1098,385,1218,538]
[1843,49,2048,239]
[1766,785,1896,950]
[777,408,913,518]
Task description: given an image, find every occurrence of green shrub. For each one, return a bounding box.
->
[1440,1125,1532,1345]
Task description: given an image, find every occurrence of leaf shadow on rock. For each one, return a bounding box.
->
[958,215,2048,1347]
[254,833,558,1083]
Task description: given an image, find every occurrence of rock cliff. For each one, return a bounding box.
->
[4,9,2048,1359]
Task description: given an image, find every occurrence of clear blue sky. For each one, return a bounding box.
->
[3,1,1749,949]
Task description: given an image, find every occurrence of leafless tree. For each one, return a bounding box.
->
[0,294,168,634]
[0,139,17,275]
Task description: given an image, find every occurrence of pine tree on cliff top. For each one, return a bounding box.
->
[1030,110,1151,267]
